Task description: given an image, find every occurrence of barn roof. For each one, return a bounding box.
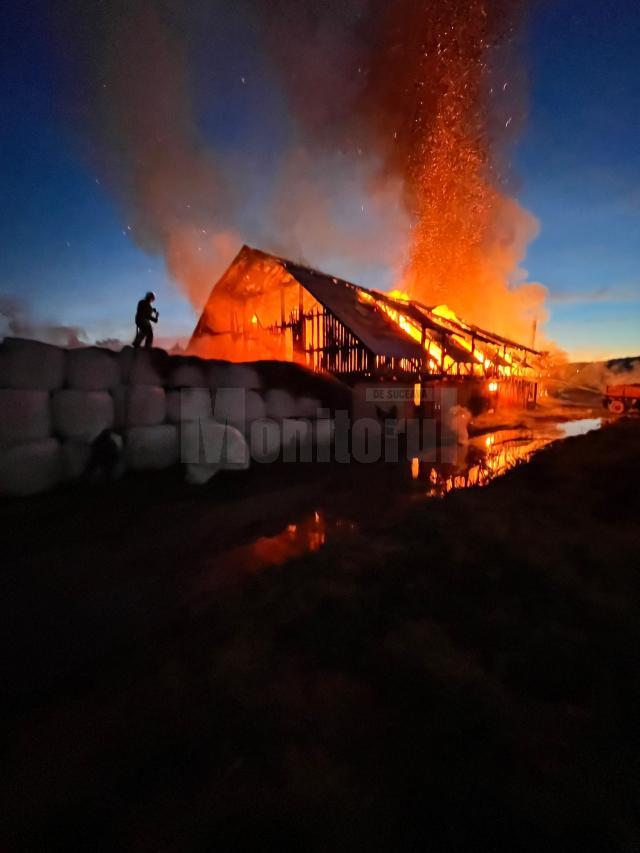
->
[190,245,541,366]
[282,261,424,361]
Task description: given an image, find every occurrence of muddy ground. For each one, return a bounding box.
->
[2,418,640,852]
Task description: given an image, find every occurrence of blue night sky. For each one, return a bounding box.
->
[1,0,639,359]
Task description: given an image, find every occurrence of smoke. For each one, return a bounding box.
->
[61,0,241,307]
[267,146,410,280]
[0,296,87,347]
[552,356,640,393]
[58,0,546,342]
[260,0,546,342]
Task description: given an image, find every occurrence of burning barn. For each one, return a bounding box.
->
[190,246,544,407]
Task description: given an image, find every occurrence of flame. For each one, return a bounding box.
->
[387,289,411,302]
[432,304,459,323]
[366,0,547,345]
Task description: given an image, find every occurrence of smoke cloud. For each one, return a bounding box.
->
[0,296,87,347]
[58,0,546,344]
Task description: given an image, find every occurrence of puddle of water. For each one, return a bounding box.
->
[195,512,357,595]
[411,417,603,496]
[411,430,552,496]
[193,417,604,591]
[557,417,603,438]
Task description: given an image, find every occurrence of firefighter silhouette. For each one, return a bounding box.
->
[133,291,158,349]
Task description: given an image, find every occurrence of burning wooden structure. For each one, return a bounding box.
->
[190,246,544,403]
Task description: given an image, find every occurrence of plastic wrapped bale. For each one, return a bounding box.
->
[125,385,167,427]
[184,463,219,485]
[244,390,266,426]
[65,347,119,391]
[314,418,336,449]
[166,358,207,388]
[166,388,212,423]
[0,338,65,390]
[125,425,178,471]
[211,388,265,431]
[182,422,249,484]
[52,390,114,442]
[111,386,128,430]
[0,390,51,447]
[209,362,262,391]
[118,346,168,386]
[281,418,313,462]
[0,439,62,496]
[248,418,283,463]
[61,439,92,481]
[295,396,322,418]
[265,389,297,420]
[111,385,165,429]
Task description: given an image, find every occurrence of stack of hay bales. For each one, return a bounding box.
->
[56,347,120,481]
[0,340,345,496]
[117,348,176,471]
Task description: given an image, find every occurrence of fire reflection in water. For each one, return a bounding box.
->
[198,512,357,593]
[412,428,564,497]
[197,419,601,591]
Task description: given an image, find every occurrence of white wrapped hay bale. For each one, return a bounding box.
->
[61,439,92,481]
[182,422,249,484]
[166,388,212,423]
[0,390,51,447]
[210,388,265,430]
[66,347,119,391]
[185,463,219,485]
[295,396,322,418]
[111,385,166,429]
[125,385,167,427]
[125,424,178,470]
[52,390,114,442]
[249,418,282,463]
[265,389,297,420]
[111,386,127,430]
[314,418,336,448]
[244,390,267,425]
[0,439,62,496]
[166,359,206,388]
[209,362,262,391]
[0,338,65,390]
[281,418,313,462]
[118,346,166,386]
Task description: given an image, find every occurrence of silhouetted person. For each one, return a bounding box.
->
[133,291,158,349]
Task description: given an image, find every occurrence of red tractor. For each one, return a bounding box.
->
[603,383,640,415]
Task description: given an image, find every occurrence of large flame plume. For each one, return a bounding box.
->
[59,0,546,346]
[364,0,547,342]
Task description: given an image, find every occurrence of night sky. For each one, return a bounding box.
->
[1,0,639,359]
